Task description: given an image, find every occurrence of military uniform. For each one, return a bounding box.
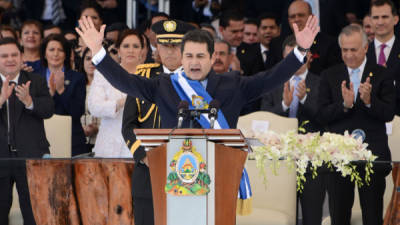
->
[121,19,195,225]
[121,63,162,225]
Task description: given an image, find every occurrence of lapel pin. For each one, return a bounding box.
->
[369,72,373,77]
[156,72,160,74]
[313,40,316,45]
[142,100,145,104]
[64,80,70,85]
[241,49,245,54]
[398,54,400,58]
[306,88,310,92]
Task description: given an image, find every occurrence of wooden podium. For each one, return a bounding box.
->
[135,129,248,225]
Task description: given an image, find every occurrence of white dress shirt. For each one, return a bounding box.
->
[374,35,395,63]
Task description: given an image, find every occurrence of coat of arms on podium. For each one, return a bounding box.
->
[165,139,211,196]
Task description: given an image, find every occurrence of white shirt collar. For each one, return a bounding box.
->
[347,57,367,78]
[0,73,20,83]
[374,35,395,49]
[163,65,183,74]
[260,43,268,53]
[291,69,308,82]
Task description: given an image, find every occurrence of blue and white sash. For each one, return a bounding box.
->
[170,71,229,129]
[170,71,252,202]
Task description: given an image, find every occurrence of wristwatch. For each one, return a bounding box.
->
[297,46,310,53]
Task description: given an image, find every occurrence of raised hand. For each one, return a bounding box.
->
[15,81,32,107]
[0,77,15,106]
[341,80,355,108]
[75,16,106,56]
[283,81,294,107]
[293,15,320,50]
[359,77,372,105]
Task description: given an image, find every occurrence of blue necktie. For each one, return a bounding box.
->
[289,76,301,118]
[350,68,360,102]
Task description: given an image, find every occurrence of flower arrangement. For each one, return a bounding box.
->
[250,128,377,192]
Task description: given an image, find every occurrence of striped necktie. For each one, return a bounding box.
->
[52,0,66,25]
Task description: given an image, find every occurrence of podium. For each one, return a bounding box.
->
[135,129,248,225]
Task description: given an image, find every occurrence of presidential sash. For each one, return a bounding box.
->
[170,71,252,215]
[170,71,229,129]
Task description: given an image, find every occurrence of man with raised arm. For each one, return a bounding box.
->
[76,15,319,130]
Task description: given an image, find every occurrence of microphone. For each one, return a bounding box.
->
[208,100,220,129]
[177,100,189,128]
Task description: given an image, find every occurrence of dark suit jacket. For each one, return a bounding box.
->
[95,50,303,129]
[317,62,396,161]
[38,69,86,156]
[366,37,400,116]
[269,32,342,75]
[367,37,400,71]
[22,0,79,29]
[237,43,279,76]
[0,71,54,158]
[260,71,322,133]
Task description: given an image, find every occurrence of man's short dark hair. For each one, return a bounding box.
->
[80,0,104,21]
[282,35,296,55]
[370,0,398,16]
[200,23,216,32]
[0,37,23,52]
[219,9,244,28]
[257,12,280,27]
[244,18,258,27]
[0,25,18,40]
[181,29,214,57]
[151,12,170,24]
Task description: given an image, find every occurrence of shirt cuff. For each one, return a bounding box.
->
[25,102,34,110]
[300,94,307,104]
[293,46,306,63]
[365,104,371,108]
[282,101,289,111]
[91,47,107,65]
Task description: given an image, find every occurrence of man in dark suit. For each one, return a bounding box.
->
[269,0,341,75]
[365,0,400,116]
[0,38,54,225]
[239,13,281,76]
[76,10,319,142]
[367,0,399,69]
[318,25,395,225]
[121,19,195,225]
[261,35,323,225]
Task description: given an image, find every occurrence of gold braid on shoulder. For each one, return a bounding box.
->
[134,63,160,125]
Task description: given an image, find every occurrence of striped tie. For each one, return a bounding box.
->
[52,0,66,25]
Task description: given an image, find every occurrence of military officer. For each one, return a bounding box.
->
[121,19,195,225]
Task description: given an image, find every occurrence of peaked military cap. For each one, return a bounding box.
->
[151,19,196,44]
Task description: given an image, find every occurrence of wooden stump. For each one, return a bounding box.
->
[26,159,135,225]
[26,159,80,225]
[74,159,134,225]
[384,163,400,225]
